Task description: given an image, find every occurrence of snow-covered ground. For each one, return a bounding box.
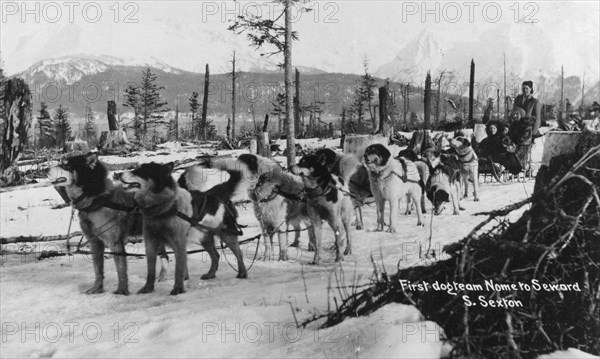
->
[2,135,592,358]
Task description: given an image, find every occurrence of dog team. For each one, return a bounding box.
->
[46,135,479,295]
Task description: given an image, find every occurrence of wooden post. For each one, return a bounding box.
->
[424,71,432,130]
[469,59,475,124]
[201,64,210,141]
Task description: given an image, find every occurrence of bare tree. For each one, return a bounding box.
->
[228,0,310,167]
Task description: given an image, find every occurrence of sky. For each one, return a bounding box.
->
[1,0,599,77]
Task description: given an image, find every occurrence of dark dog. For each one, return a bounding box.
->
[47,153,168,295]
[313,148,371,229]
[422,149,465,215]
[120,162,247,295]
[291,154,355,264]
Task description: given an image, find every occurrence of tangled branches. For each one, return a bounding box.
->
[303,142,600,358]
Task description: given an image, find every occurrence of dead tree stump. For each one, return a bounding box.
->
[63,139,90,154]
[98,101,131,155]
[1,78,32,186]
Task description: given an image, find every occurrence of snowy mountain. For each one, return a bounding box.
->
[14,55,361,119]
[375,27,600,104]
[18,55,186,84]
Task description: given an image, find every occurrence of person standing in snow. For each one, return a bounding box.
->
[512,80,542,138]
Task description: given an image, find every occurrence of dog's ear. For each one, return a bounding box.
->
[165,162,175,173]
[434,150,440,157]
[460,137,471,147]
[85,152,98,169]
[437,190,450,203]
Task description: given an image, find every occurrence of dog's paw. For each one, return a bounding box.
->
[309,259,321,266]
[344,247,352,255]
[279,253,289,261]
[113,288,130,296]
[289,241,300,248]
[157,273,167,282]
[474,197,479,202]
[201,273,216,280]
[236,272,248,279]
[459,206,465,211]
[387,227,399,233]
[85,286,104,295]
[453,211,460,215]
[417,222,425,227]
[334,255,344,262]
[169,287,185,296]
[355,224,363,230]
[137,286,154,294]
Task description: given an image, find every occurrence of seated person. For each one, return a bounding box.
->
[477,121,503,157]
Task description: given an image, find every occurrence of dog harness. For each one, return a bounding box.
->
[71,193,137,213]
[456,150,477,164]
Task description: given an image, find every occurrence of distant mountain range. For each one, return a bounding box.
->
[375,28,599,105]
[12,24,599,129]
[16,55,375,129]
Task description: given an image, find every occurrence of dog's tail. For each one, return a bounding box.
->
[337,153,361,185]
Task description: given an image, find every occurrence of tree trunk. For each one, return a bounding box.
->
[201,64,210,141]
[258,114,271,158]
[107,100,118,131]
[174,103,179,141]
[294,68,301,137]
[231,52,236,140]
[424,71,432,130]
[226,117,231,139]
[340,108,346,149]
[98,100,130,154]
[469,59,475,124]
[284,0,295,167]
[436,72,443,125]
[377,86,391,137]
[1,78,32,186]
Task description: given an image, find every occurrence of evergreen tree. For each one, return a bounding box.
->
[83,106,97,145]
[123,68,169,141]
[188,92,200,138]
[54,104,71,148]
[38,102,55,148]
[361,57,377,124]
[123,84,141,139]
[349,59,377,132]
[139,68,169,137]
